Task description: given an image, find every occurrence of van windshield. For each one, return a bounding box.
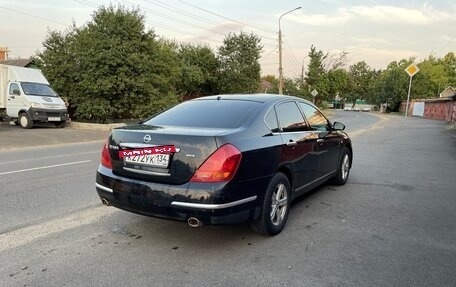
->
[21,82,57,97]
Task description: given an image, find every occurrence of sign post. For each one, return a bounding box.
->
[311,89,318,104]
[404,64,419,125]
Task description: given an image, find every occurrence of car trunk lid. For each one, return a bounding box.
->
[108,124,227,185]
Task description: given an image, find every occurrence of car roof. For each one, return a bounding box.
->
[192,93,313,105]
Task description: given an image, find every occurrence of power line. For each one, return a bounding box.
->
[0,6,69,27]
[72,0,197,37]
[141,0,276,43]
[261,46,278,59]
[73,0,98,8]
[128,0,235,38]
[283,36,300,67]
[121,0,209,31]
[177,0,277,38]
[144,0,221,26]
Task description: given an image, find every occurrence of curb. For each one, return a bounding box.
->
[68,121,126,131]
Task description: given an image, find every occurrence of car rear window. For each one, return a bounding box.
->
[144,99,261,129]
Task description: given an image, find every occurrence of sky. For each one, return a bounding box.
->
[1,0,455,77]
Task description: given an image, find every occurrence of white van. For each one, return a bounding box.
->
[0,64,68,128]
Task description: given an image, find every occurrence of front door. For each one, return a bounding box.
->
[275,101,318,191]
[6,82,24,117]
[299,102,341,178]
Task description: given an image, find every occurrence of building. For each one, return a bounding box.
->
[439,86,456,98]
[400,86,456,122]
[0,58,37,68]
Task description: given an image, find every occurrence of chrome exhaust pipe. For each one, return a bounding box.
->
[101,198,110,206]
[187,217,202,228]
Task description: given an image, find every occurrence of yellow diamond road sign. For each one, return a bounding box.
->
[405,64,419,77]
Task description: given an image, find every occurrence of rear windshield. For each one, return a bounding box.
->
[144,99,261,129]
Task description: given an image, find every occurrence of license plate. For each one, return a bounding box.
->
[48,117,61,121]
[125,154,170,167]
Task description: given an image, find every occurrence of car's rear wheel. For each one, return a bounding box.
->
[331,147,351,185]
[19,113,33,129]
[251,172,291,236]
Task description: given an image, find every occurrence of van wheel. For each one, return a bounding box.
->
[19,113,33,129]
[251,172,291,236]
[55,121,66,128]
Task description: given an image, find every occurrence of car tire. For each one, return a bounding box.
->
[251,172,291,236]
[55,121,66,128]
[331,147,351,185]
[19,113,33,129]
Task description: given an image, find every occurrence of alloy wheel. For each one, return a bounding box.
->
[341,154,350,180]
[270,183,288,226]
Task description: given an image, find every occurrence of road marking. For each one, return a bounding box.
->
[345,112,390,138]
[0,139,105,152]
[0,160,91,176]
[340,114,360,123]
[0,205,118,252]
[0,151,99,166]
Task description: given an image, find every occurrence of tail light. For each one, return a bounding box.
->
[100,140,112,169]
[190,144,242,182]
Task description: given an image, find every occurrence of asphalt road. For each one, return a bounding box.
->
[1,111,455,287]
[0,121,110,151]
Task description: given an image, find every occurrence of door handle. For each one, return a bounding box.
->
[286,140,297,147]
[316,139,324,143]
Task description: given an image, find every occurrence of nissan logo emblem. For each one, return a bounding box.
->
[143,134,152,143]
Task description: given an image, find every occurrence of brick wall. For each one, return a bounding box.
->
[400,100,456,122]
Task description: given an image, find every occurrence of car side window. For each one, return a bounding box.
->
[275,102,307,132]
[9,83,20,95]
[264,108,279,133]
[299,103,330,131]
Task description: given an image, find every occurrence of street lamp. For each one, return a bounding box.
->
[278,6,301,95]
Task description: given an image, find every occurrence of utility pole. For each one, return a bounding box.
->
[278,28,283,94]
[300,56,308,89]
[278,7,301,95]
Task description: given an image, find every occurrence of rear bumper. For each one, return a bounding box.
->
[28,107,68,122]
[95,165,262,225]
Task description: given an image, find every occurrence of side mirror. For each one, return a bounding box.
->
[333,121,345,131]
[12,89,21,96]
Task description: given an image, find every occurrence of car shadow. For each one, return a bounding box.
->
[101,182,343,250]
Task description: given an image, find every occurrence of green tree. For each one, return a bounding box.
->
[413,55,448,98]
[347,61,376,105]
[327,68,349,103]
[216,32,263,94]
[37,28,79,111]
[305,45,329,104]
[441,52,456,87]
[38,5,180,122]
[283,77,305,98]
[371,59,411,110]
[176,43,218,98]
[260,75,279,94]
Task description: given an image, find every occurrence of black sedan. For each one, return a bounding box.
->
[95,94,352,235]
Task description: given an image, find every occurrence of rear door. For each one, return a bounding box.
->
[275,101,318,191]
